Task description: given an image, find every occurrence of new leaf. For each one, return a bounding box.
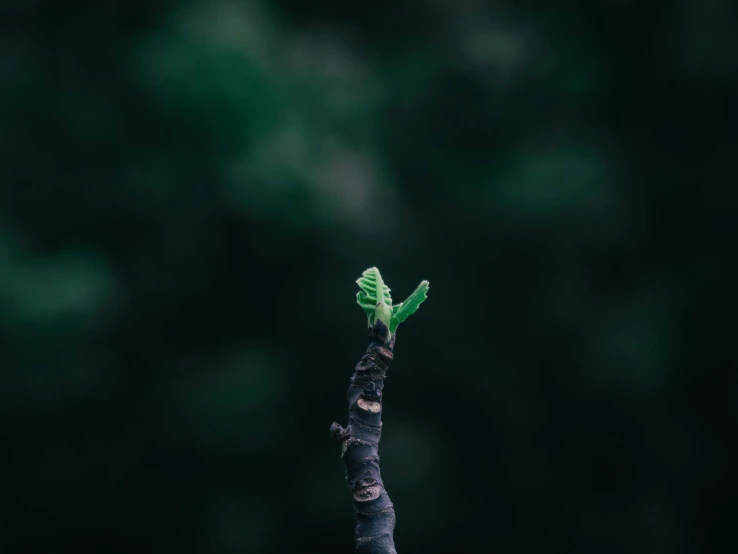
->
[389,280,430,334]
[356,267,429,337]
[356,267,393,326]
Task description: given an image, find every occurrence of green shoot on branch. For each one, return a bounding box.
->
[356,267,429,337]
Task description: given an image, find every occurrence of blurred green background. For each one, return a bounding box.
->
[2,0,736,552]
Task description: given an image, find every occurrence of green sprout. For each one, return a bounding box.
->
[356,267,430,337]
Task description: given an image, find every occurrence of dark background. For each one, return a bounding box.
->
[2,0,737,552]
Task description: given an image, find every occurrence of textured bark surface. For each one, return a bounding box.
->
[330,320,397,554]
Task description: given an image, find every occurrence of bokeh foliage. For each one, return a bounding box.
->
[1,0,736,552]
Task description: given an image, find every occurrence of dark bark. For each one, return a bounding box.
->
[330,320,398,554]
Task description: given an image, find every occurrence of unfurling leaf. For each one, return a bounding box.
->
[389,280,429,334]
[356,267,392,325]
[356,267,429,337]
